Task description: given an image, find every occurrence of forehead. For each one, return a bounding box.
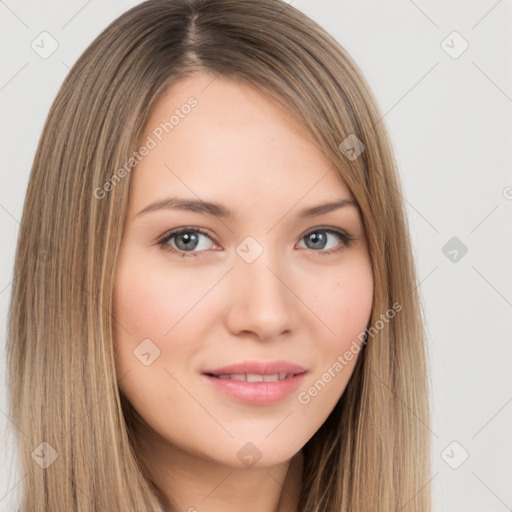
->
[127,72,353,217]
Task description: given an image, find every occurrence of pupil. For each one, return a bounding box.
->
[307,232,326,250]
[176,232,198,251]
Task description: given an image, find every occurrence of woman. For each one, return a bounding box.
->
[7,0,431,510]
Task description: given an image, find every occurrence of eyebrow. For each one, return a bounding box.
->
[135,196,357,219]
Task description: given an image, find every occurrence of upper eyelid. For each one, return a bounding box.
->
[159,226,217,244]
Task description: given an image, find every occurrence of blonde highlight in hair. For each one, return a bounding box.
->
[7,0,431,510]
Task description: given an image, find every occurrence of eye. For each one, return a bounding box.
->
[156,226,355,258]
[297,227,355,255]
[157,227,217,258]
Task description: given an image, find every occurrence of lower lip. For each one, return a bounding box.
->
[202,373,307,406]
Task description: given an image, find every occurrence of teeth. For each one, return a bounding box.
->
[246,373,263,382]
[214,373,291,381]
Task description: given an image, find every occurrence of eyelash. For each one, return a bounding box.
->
[156,226,355,258]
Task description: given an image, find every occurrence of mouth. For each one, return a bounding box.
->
[201,361,307,405]
[202,360,307,379]
[204,372,303,382]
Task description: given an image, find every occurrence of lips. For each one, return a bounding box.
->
[201,360,308,406]
[202,360,307,379]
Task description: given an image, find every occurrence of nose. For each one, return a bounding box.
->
[224,248,298,341]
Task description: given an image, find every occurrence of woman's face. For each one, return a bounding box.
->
[113,71,373,468]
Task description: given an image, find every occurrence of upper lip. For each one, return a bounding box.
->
[203,360,307,376]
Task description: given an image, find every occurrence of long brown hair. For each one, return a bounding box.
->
[7,0,431,510]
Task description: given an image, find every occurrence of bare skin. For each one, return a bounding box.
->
[113,71,373,512]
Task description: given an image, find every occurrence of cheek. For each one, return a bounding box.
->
[114,253,211,341]
[309,254,374,349]
[112,251,225,393]
[294,258,373,420]
[112,253,208,432]
[114,269,169,337]
[112,251,179,387]
[292,252,372,385]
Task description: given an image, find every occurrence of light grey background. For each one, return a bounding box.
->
[1,1,511,510]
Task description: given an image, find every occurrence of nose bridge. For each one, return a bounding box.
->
[226,236,296,339]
